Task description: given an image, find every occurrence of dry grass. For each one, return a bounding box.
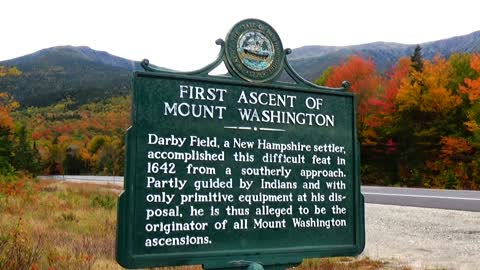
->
[0,177,118,269]
[0,177,409,270]
[294,257,386,270]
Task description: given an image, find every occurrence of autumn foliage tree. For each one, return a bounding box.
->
[318,56,401,184]
[317,51,480,189]
[14,96,130,176]
[0,67,22,176]
[320,56,384,145]
[394,56,462,183]
[0,66,44,177]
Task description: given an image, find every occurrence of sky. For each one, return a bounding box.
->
[2,0,480,70]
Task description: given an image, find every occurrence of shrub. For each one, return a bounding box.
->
[90,193,116,209]
[61,212,78,223]
[0,220,43,270]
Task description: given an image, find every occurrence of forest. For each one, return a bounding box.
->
[1,46,480,190]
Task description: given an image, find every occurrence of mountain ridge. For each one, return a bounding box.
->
[287,30,480,81]
[4,45,140,71]
[1,30,480,107]
[0,46,136,107]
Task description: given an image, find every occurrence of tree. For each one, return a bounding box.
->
[0,123,14,176]
[318,56,399,185]
[444,170,459,189]
[314,66,333,86]
[459,54,480,149]
[88,135,124,175]
[368,57,411,129]
[322,55,384,145]
[410,45,424,72]
[0,67,21,176]
[359,58,411,185]
[394,55,463,185]
[459,54,480,103]
[0,66,21,77]
[45,136,65,174]
[13,95,130,176]
[63,144,88,175]
[12,125,41,174]
[448,53,478,92]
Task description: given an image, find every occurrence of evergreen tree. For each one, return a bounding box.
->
[63,144,88,175]
[410,45,424,72]
[12,125,41,174]
[444,170,458,189]
[0,125,15,176]
[46,136,63,174]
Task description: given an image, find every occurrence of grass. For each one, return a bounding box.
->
[294,257,387,270]
[0,176,119,269]
[0,176,409,270]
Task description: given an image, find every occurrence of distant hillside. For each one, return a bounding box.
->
[1,30,480,107]
[287,31,480,81]
[0,46,140,107]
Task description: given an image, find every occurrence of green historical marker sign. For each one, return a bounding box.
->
[116,19,365,269]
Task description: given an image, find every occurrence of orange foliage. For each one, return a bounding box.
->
[422,87,461,113]
[397,56,461,113]
[14,96,130,174]
[326,55,383,118]
[464,120,479,133]
[440,136,473,160]
[0,106,14,129]
[31,132,42,141]
[0,67,21,130]
[421,57,461,112]
[459,54,480,102]
[0,92,19,129]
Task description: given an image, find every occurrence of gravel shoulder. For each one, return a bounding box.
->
[364,203,480,270]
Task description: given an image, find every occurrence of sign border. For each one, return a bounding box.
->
[116,70,365,269]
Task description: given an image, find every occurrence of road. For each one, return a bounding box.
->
[39,175,480,212]
[362,186,480,212]
[38,175,124,186]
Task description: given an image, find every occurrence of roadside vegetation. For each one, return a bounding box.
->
[0,175,119,269]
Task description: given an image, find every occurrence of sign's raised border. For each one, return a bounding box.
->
[116,18,364,269]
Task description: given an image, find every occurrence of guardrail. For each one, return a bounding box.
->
[38,175,124,185]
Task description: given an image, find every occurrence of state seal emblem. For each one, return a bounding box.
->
[225,19,284,82]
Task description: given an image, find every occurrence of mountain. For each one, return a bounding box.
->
[0,46,140,107]
[1,31,480,107]
[286,30,480,82]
